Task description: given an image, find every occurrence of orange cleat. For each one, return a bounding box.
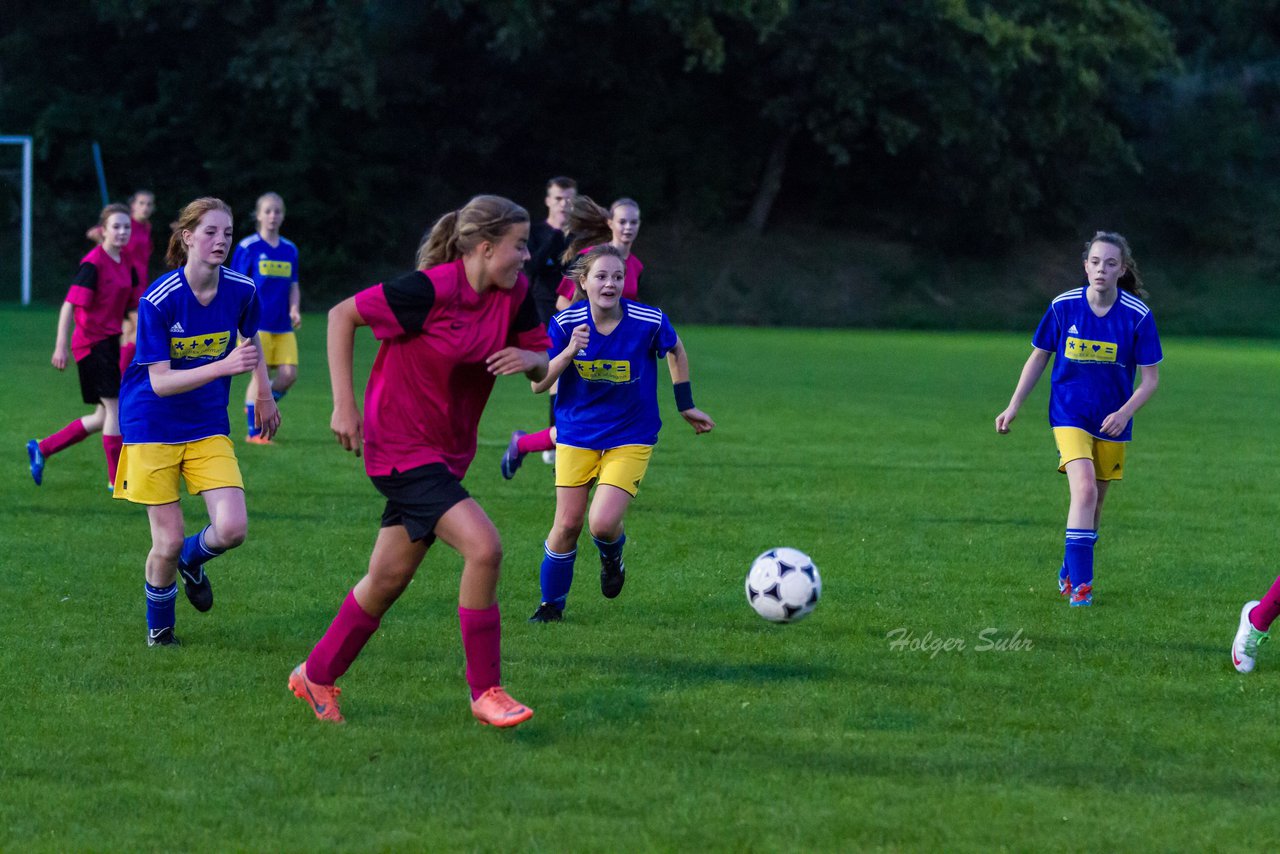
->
[470,686,533,727]
[245,434,274,445]
[289,663,345,723]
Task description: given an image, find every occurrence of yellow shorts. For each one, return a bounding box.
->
[1053,427,1125,481]
[555,444,653,496]
[257,331,298,367]
[112,435,244,505]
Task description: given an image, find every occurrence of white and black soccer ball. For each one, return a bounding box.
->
[745,548,821,623]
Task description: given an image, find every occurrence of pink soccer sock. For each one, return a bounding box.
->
[516,428,555,454]
[458,604,501,699]
[119,342,136,375]
[39,418,90,457]
[102,434,123,485]
[306,589,381,685]
[1250,576,1280,631]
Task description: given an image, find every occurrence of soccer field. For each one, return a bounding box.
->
[2,305,1277,851]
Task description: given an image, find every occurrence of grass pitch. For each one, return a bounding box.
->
[2,305,1277,852]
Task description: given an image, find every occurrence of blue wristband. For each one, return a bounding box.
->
[674,381,695,411]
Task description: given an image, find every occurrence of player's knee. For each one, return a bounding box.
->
[589,520,623,542]
[552,518,583,544]
[213,518,247,549]
[470,538,503,571]
[151,533,183,563]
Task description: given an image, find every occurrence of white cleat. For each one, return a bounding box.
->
[1232,600,1268,674]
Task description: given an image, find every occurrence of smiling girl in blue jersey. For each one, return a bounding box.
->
[995,232,1162,607]
[527,244,715,622]
[114,197,280,647]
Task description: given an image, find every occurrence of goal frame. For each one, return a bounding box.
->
[0,135,33,305]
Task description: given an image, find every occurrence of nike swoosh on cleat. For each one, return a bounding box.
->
[301,680,328,714]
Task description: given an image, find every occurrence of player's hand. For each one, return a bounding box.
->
[566,323,589,354]
[255,396,281,440]
[331,404,363,456]
[51,346,69,371]
[681,407,716,434]
[221,340,260,376]
[486,346,541,376]
[290,307,303,329]
[995,408,1017,433]
[1099,410,1129,438]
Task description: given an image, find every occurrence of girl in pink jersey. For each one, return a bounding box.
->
[120,190,156,373]
[501,196,645,478]
[289,195,553,727]
[84,190,154,374]
[28,204,140,489]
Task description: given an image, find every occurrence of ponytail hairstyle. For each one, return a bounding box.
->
[1083,230,1147,299]
[565,243,626,302]
[561,196,641,264]
[416,194,529,270]
[167,197,233,267]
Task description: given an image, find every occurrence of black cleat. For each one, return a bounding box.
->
[528,602,564,623]
[179,562,213,612]
[147,627,181,647]
[600,554,625,599]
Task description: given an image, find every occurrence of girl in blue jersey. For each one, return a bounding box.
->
[114,197,280,646]
[231,192,300,443]
[995,232,1162,607]
[527,244,715,622]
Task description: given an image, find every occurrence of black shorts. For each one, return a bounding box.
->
[370,462,470,544]
[77,337,122,404]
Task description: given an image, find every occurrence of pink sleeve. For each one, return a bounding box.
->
[556,276,574,300]
[353,283,405,340]
[66,285,94,308]
[515,324,552,352]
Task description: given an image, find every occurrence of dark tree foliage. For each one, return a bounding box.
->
[1,0,1274,309]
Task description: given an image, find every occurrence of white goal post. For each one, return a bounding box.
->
[0,135,33,305]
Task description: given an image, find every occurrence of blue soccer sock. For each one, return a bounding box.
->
[272,388,286,402]
[540,543,577,608]
[246,402,259,437]
[593,532,626,561]
[180,525,227,569]
[1064,528,1098,587]
[145,581,178,631]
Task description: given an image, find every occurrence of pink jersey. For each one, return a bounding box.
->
[122,218,153,289]
[556,250,643,302]
[65,245,140,361]
[354,258,552,478]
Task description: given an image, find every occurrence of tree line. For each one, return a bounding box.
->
[2,1,1279,321]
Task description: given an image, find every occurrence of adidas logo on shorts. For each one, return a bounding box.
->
[170,322,185,333]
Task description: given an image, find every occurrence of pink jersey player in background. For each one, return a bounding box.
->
[500,195,645,478]
[28,204,142,490]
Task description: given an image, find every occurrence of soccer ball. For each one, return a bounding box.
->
[745,548,821,623]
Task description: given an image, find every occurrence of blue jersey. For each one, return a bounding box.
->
[550,299,679,449]
[120,267,261,444]
[1032,287,1162,442]
[230,234,297,333]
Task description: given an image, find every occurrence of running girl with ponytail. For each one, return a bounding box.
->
[288,194,551,727]
[501,195,644,478]
[994,231,1162,608]
[113,197,279,647]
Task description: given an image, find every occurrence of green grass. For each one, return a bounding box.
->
[2,304,1278,851]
